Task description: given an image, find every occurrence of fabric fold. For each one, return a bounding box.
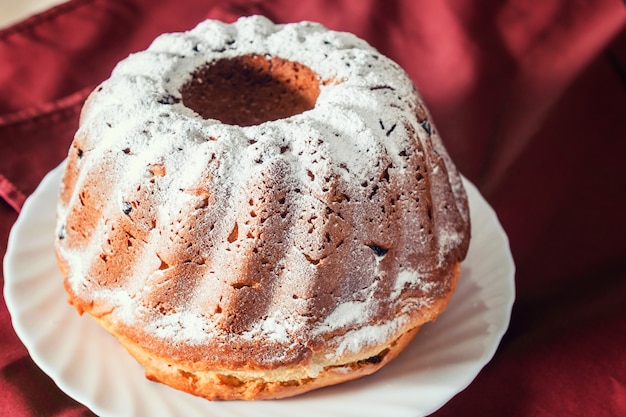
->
[0,88,89,212]
[1,0,625,416]
[0,173,26,213]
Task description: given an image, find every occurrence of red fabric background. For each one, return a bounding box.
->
[1,0,625,415]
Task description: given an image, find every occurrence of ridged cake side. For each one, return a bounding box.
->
[55,16,470,377]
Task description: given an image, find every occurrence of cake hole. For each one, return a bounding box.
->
[227,222,239,243]
[181,54,320,127]
[369,185,379,199]
[216,374,245,387]
[304,253,321,265]
[157,254,170,270]
[232,281,258,290]
[178,369,199,384]
[367,243,388,257]
[380,164,391,181]
[357,348,390,366]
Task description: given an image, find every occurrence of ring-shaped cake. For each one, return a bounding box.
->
[55,16,470,400]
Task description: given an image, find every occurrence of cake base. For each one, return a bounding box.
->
[80,264,460,400]
[112,320,423,400]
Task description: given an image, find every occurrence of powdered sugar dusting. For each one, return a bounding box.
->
[56,16,470,368]
[146,311,210,343]
[318,300,373,332]
[394,268,434,298]
[332,315,412,357]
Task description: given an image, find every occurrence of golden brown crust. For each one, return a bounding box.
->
[55,17,471,401]
[101,321,424,400]
[59,259,460,400]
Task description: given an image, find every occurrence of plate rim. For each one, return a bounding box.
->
[3,161,515,417]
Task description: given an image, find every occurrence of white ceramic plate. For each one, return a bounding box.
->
[4,161,514,417]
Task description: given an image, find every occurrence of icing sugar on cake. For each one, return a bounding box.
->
[55,16,470,399]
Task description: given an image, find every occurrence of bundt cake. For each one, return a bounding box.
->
[55,16,471,400]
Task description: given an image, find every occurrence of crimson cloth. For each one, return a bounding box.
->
[1,0,625,415]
